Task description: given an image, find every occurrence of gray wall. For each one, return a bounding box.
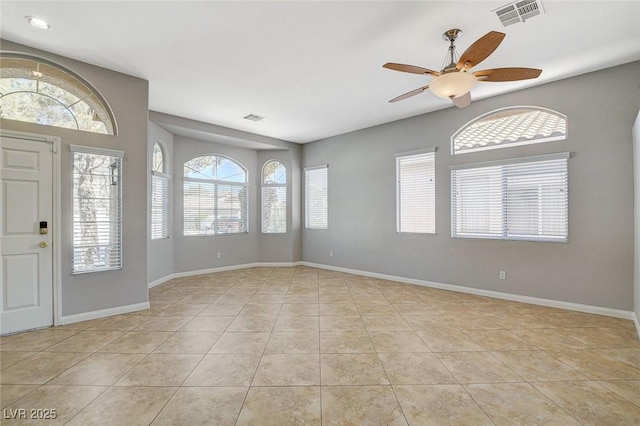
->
[1,40,149,316]
[148,122,175,282]
[302,61,640,311]
[634,110,640,324]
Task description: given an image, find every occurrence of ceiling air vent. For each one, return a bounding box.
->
[494,0,544,27]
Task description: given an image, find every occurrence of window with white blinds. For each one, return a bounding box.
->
[396,149,436,234]
[151,142,169,240]
[262,160,287,233]
[71,145,123,274]
[305,165,328,230]
[451,153,569,242]
[183,155,248,235]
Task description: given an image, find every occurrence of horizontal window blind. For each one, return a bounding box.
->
[151,172,169,239]
[396,150,435,233]
[262,186,287,233]
[305,165,328,229]
[216,184,248,234]
[451,154,568,242]
[184,181,215,236]
[71,148,123,273]
[183,155,248,236]
[183,180,248,235]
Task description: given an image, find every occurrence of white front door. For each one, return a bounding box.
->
[1,136,53,334]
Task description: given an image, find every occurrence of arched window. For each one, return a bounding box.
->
[152,143,164,173]
[151,142,169,240]
[261,160,287,233]
[0,53,117,135]
[183,155,248,235]
[452,106,566,155]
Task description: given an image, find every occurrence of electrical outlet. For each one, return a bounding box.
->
[329,251,333,258]
[216,252,221,259]
[499,270,506,280]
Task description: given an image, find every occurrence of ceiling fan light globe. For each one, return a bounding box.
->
[429,72,477,99]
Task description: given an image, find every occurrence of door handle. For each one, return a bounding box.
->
[39,241,48,248]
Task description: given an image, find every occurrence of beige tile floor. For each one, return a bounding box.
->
[1,266,640,425]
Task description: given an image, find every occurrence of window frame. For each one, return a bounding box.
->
[151,142,170,240]
[451,152,570,242]
[304,165,328,230]
[261,159,287,234]
[70,144,124,274]
[396,148,436,234]
[183,154,249,236]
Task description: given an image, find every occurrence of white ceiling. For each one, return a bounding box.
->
[1,1,639,144]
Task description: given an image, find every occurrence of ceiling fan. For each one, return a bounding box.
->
[383,29,542,108]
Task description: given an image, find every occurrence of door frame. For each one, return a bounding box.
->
[1,129,62,328]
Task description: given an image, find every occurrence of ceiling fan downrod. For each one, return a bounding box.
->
[442,29,462,70]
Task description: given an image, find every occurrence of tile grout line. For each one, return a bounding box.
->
[223,273,256,426]
[458,383,498,426]
[235,269,285,424]
[360,282,411,425]
[523,381,585,424]
[317,272,323,426]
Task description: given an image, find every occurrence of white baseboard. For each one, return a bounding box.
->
[148,274,176,289]
[61,301,150,325]
[301,261,635,320]
[253,262,305,268]
[633,312,640,340]
[149,262,303,288]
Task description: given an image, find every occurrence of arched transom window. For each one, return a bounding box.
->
[0,54,117,135]
[261,160,287,233]
[452,107,566,155]
[183,155,248,235]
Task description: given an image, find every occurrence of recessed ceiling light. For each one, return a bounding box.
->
[25,16,50,30]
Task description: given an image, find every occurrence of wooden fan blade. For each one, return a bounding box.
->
[383,63,440,77]
[451,92,471,108]
[474,67,542,82]
[389,85,429,103]
[456,31,505,70]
